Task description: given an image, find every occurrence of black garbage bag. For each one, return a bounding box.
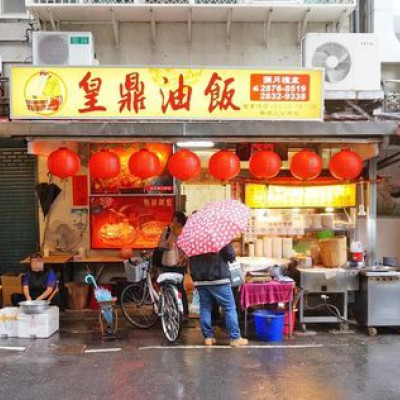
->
[35,182,61,217]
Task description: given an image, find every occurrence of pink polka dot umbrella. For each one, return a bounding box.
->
[177,200,251,257]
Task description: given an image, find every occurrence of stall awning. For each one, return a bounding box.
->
[0,119,397,140]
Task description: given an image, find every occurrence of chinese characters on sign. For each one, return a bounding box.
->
[78,72,107,113]
[160,74,193,114]
[119,72,146,113]
[11,67,323,120]
[205,72,241,113]
[245,184,356,208]
[250,74,310,102]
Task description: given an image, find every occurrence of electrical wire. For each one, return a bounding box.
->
[304,292,358,326]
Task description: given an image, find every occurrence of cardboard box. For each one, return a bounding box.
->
[1,274,23,306]
[1,274,24,286]
[2,286,23,306]
[18,306,59,339]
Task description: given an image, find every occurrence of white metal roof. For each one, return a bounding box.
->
[26,2,356,24]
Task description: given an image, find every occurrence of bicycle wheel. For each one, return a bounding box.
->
[161,285,183,343]
[120,283,158,329]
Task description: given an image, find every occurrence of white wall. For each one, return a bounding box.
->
[358,218,400,264]
[376,218,400,262]
[65,22,329,67]
[0,21,337,77]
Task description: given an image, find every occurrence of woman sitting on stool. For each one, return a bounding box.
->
[11,253,58,306]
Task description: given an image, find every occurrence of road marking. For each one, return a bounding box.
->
[84,348,122,354]
[138,344,347,350]
[0,346,26,352]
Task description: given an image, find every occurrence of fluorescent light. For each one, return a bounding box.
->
[176,141,215,148]
[325,207,334,212]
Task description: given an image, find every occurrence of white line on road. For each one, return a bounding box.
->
[138,344,347,350]
[84,348,122,354]
[0,346,26,352]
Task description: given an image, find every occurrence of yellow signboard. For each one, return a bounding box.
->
[245,184,356,208]
[11,66,323,120]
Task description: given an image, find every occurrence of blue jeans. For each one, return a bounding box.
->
[197,284,241,340]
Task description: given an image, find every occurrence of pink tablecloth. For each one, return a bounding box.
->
[240,280,294,310]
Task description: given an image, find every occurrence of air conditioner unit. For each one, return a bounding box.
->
[302,33,381,92]
[32,32,95,66]
[372,0,400,63]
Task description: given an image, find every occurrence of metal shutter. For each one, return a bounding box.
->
[0,146,38,273]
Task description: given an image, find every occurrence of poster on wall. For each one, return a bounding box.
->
[71,208,88,236]
[72,175,88,206]
[90,196,174,249]
[377,151,400,217]
[90,143,173,195]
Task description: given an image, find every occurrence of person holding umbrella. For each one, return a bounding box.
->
[178,200,250,347]
[190,243,248,347]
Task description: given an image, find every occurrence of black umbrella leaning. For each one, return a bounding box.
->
[35,182,62,249]
[35,182,61,218]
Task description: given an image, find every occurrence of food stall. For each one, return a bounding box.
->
[226,145,375,333]
[23,138,377,335]
[1,64,391,338]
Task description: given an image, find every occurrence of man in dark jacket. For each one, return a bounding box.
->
[190,243,248,347]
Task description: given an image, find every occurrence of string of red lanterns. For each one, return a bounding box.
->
[128,148,161,179]
[208,149,240,181]
[168,149,201,181]
[47,147,80,179]
[49,146,363,183]
[249,151,282,179]
[329,149,363,181]
[290,149,322,181]
[89,149,121,179]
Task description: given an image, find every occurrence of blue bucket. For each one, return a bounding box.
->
[253,310,285,342]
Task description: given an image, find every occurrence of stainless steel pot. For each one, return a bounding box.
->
[19,300,50,314]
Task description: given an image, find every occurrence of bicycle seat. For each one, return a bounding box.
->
[157,273,183,285]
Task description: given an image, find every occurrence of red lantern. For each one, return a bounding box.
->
[129,149,160,179]
[290,149,322,181]
[329,149,363,180]
[168,149,201,181]
[89,150,121,179]
[208,149,240,181]
[47,147,80,179]
[249,151,282,179]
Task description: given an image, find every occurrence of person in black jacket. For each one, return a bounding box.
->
[190,243,248,347]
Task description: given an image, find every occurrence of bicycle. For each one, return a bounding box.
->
[120,255,184,343]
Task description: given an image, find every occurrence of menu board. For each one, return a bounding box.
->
[181,184,231,215]
[245,184,356,208]
[90,196,174,249]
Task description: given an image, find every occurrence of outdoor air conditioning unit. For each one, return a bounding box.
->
[372,0,400,63]
[32,32,95,66]
[302,33,381,92]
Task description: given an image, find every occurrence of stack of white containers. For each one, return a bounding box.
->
[245,236,293,259]
[0,307,59,339]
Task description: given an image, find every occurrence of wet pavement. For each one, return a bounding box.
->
[1,311,400,400]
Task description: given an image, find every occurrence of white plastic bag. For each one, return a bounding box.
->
[229,261,245,287]
[190,289,200,315]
